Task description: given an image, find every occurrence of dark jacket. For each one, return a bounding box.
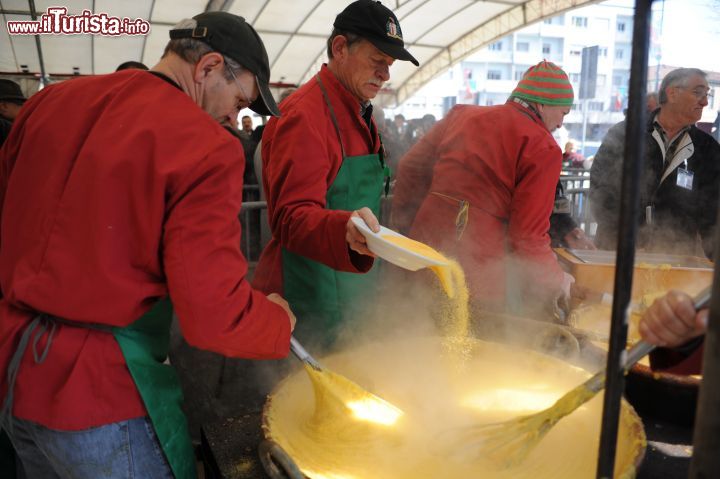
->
[549,180,578,247]
[0,118,11,147]
[590,113,720,258]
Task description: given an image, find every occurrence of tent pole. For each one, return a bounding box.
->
[596,0,653,477]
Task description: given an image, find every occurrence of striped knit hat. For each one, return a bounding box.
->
[510,60,574,106]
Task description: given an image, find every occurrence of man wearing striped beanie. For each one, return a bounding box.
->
[509,60,574,130]
[392,60,577,320]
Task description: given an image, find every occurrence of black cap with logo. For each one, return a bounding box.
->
[334,0,418,66]
[169,12,280,117]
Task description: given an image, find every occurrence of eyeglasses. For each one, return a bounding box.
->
[228,67,256,110]
[677,86,714,100]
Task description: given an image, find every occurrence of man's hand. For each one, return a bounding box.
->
[267,293,296,332]
[639,290,707,348]
[346,207,380,256]
[560,272,575,299]
[550,272,576,324]
[564,227,596,250]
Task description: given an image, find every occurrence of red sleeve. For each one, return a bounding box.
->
[650,343,704,375]
[263,106,372,272]
[507,142,565,297]
[391,115,449,234]
[163,137,291,359]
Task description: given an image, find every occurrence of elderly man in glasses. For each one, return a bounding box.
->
[590,67,720,258]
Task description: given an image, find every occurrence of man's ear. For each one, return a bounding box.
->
[331,35,349,61]
[193,52,225,83]
[664,86,678,104]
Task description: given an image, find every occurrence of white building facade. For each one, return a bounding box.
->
[392,0,719,155]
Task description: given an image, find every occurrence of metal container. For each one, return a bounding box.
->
[570,303,701,427]
[261,336,645,479]
[625,364,700,427]
[555,248,712,302]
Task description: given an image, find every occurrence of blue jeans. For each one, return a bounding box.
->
[6,416,174,478]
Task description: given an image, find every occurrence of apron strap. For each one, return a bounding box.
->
[0,315,112,433]
[315,74,346,160]
[1,315,45,432]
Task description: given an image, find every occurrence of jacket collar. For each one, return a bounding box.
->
[319,64,372,119]
[318,64,379,148]
[507,97,548,131]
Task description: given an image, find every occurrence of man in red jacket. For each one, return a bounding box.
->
[253,0,418,349]
[0,12,294,478]
[392,61,575,318]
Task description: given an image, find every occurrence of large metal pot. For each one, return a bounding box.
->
[625,363,700,427]
[570,303,701,426]
[261,336,645,479]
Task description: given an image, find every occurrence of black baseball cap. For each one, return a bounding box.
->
[334,0,418,66]
[0,79,26,103]
[170,12,280,117]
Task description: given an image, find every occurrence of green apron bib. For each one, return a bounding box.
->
[113,297,195,479]
[281,75,388,348]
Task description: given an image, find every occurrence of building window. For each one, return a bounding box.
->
[486,99,494,106]
[487,70,502,80]
[595,18,610,30]
[570,48,582,57]
[599,47,608,57]
[516,42,529,52]
[514,70,525,81]
[572,16,588,28]
[615,49,624,60]
[617,21,626,32]
[613,74,623,86]
[589,101,604,111]
[570,73,580,83]
[542,43,551,54]
[489,41,502,51]
[543,16,564,25]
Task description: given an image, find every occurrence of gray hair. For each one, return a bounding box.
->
[326,29,363,59]
[658,68,707,104]
[163,18,244,81]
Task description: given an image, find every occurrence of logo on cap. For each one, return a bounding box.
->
[386,17,402,40]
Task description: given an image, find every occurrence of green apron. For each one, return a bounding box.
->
[0,298,194,479]
[113,298,195,479]
[281,75,388,348]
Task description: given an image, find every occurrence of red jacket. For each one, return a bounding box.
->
[253,65,376,295]
[0,70,291,430]
[650,343,703,375]
[392,102,564,309]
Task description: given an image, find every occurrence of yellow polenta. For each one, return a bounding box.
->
[263,337,645,479]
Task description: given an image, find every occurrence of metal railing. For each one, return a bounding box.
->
[239,171,597,263]
[560,168,594,234]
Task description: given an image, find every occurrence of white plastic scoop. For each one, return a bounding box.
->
[350,217,449,271]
